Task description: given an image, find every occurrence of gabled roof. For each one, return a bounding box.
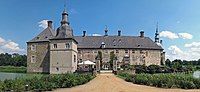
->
[27,27,54,43]
[74,36,163,50]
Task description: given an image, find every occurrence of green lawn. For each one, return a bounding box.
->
[0,66,26,73]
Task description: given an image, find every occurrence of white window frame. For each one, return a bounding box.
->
[74,55,76,62]
[66,43,70,49]
[31,45,36,51]
[53,44,57,48]
[31,55,36,63]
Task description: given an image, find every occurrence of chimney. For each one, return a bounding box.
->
[140,31,144,38]
[83,31,86,37]
[160,40,163,45]
[118,30,121,36]
[47,21,53,29]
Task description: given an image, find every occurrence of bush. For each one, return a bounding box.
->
[135,65,195,74]
[118,72,200,89]
[0,73,95,91]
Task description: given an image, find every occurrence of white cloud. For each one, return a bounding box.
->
[159,31,179,39]
[0,37,25,54]
[178,33,193,39]
[167,44,200,61]
[185,42,200,48]
[159,31,193,40]
[38,20,48,29]
[0,37,5,45]
[92,34,102,36]
[168,45,184,55]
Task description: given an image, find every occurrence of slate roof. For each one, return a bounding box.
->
[52,24,73,39]
[28,28,163,50]
[74,36,163,50]
[27,27,54,43]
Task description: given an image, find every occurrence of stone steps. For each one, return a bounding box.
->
[100,70,113,74]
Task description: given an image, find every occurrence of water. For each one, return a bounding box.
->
[193,71,200,78]
[0,72,25,81]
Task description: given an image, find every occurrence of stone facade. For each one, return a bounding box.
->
[77,49,164,68]
[50,39,78,74]
[27,9,165,74]
[27,42,50,73]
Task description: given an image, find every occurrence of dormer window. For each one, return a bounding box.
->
[101,42,105,48]
[53,44,57,48]
[66,43,70,49]
[118,39,122,43]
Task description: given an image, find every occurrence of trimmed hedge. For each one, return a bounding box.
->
[0,66,26,73]
[118,72,200,89]
[0,73,95,91]
[135,65,193,74]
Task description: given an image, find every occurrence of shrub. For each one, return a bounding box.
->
[118,72,200,89]
[0,73,95,91]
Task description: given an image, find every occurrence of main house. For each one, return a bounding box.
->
[27,9,165,74]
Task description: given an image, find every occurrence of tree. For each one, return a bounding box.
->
[0,53,27,67]
[165,59,171,67]
[109,51,115,69]
[96,51,103,69]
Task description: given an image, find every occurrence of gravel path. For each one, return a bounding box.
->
[54,74,200,92]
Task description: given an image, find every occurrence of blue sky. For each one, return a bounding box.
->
[0,0,200,60]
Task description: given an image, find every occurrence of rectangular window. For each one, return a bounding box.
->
[132,50,135,53]
[94,51,97,53]
[66,43,70,49]
[31,55,36,63]
[140,50,143,54]
[31,45,36,51]
[105,50,108,53]
[74,55,76,62]
[125,50,128,53]
[78,50,81,54]
[116,50,119,53]
[53,44,57,48]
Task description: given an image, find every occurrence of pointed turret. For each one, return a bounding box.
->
[54,8,73,39]
[61,9,70,25]
[104,25,108,36]
[155,23,159,43]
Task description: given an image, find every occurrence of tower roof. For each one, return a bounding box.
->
[51,8,74,40]
[27,27,54,43]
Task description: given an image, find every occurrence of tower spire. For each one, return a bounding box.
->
[155,22,159,43]
[61,0,69,25]
[104,25,108,36]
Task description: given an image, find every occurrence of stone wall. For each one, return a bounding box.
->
[77,49,164,66]
[27,42,50,73]
[50,40,78,74]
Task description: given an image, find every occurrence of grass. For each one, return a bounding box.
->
[0,66,26,73]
